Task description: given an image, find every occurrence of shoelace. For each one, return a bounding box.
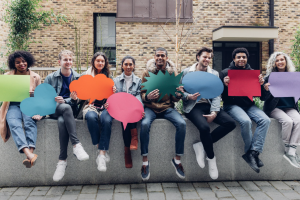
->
[141,165,147,174]
[176,163,184,172]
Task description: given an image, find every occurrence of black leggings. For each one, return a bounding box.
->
[121,123,137,147]
[185,103,236,159]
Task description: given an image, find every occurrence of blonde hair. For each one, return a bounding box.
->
[265,52,295,76]
[58,50,74,61]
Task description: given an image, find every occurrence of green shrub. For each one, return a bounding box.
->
[254,97,264,110]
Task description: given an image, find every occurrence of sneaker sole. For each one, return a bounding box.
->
[74,154,89,161]
[283,154,300,168]
[141,172,150,181]
[97,167,107,172]
[171,161,185,179]
[193,144,205,168]
[242,154,260,173]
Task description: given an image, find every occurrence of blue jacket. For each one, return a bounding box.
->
[114,72,143,104]
[44,68,80,106]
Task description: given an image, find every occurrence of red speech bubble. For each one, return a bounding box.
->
[70,74,114,104]
[228,70,261,101]
[107,92,144,129]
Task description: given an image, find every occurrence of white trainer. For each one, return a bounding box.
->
[193,142,205,168]
[73,143,89,161]
[97,155,107,172]
[96,151,110,165]
[53,160,67,182]
[207,156,218,180]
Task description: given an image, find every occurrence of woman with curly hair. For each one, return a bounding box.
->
[261,52,300,168]
[0,50,42,168]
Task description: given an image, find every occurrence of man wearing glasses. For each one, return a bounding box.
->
[140,47,186,181]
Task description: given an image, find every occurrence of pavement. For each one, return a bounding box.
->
[1,181,300,200]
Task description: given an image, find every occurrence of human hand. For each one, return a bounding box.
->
[203,113,217,123]
[147,89,160,100]
[264,83,270,91]
[70,91,78,100]
[188,92,200,101]
[32,115,43,121]
[224,76,230,86]
[113,86,117,93]
[104,102,109,109]
[258,74,264,85]
[142,112,145,118]
[55,96,65,104]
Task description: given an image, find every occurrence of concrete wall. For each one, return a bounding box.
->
[0,118,299,187]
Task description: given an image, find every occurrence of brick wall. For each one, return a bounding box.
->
[0,0,9,68]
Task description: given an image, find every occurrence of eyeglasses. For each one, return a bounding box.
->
[155,54,166,58]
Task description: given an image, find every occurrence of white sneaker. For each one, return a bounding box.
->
[193,142,205,168]
[53,161,67,182]
[96,151,110,165]
[97,155,107,172]
[73,143,89,161]
[207,156,218,180]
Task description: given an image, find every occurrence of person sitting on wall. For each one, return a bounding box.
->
[0,51,42,168]
[44,50,89,182]
[219,47,270,173]
[261,52,300,168]
[179,47,236,179]
[140,47,186,181]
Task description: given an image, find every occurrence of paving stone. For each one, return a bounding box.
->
[182,191,200,200]
[219,198,235,200]
[263,191,288,200]
[96,189,113,200]
[147,183,163,192]
[44,196,61,200]
[280,189,300,199]
[239,181,260,191]
[0,196,10,200]
[13,187,34,196]
[248,191,272,200]
[131,188,148,200]
[284,181,300,186]
[149,192,165,200]
[63,190,81,195]
[131,184,146,189]
[114,193,131,200]
[227,186,250,198]
[215,190,233,198]
[46,186,66,196]
[0,187,18,196]
[254,181,272,186]
[269,181,291,190]
[164,188,182,200]
[115,184,130,193]
[78,193,96,199]
[162,183,178,188]
[192,182,209,188]
[30,187,51,196]
[60,195,79,200]
[208,182,227,191]
[201,198,218,200]
[81,185,98,194]
[292,185,300,193]
[233,197,253,200]
[8,196,27,200]
[178,183,195,192]
[223,181,240,187]
[195,187,216,199]
[259,186,278,193]
[98,185,114,190]
[27,196,46,200]
[66,186,82,191]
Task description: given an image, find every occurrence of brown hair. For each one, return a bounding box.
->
[91,52,110,77]
[196,47,213,61]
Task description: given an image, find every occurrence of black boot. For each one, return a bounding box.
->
[242,150,260,173]
[252,151,264,167]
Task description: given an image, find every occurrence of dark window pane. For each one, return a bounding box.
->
[213,51,222,73]
[225,43,258,48]
[214,43,222,47]
[151,0,167,19]
[167,0,184,19]
[117,0,133,18]
[134,0,150,18]
[96,16,116,47]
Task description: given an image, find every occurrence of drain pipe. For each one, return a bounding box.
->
[269,0,274,55]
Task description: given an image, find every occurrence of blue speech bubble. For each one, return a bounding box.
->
[20,83,57,117]
[182,71,224,101]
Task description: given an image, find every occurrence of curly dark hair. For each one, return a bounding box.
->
[121,55,135,73]
[196,47,213,61]
[7,51,35,70]
[91,52,110,77]
[232,47,250,59]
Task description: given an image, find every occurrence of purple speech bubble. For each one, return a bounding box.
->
[269,72,300,103]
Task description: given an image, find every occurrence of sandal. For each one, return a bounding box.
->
[23,159,31,168]
[30,154,38,167]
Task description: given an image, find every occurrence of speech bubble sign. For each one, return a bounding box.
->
[0,75,30,102]
[141,71,183,102]
[70,74,114,103]
[20,83,57,117]
[107,92,144,130]
[182,71,224,101]
[269,72,300,103]
[228,70,261,101]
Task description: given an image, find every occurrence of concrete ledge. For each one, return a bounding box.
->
[0,118,298,187]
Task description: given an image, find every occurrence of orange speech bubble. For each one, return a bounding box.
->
[70,74,114,103]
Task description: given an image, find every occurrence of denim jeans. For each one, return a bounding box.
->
[223,104,271,153]
[99,110,114,151]
[6,102,37,153]
[140,107,186,156]
[85,111,101,146]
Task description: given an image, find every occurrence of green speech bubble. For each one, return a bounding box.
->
[0,75,30,102]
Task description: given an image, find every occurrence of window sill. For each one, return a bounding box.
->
[115,18,193,23]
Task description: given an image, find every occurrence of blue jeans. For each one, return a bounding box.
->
[223,104,270,153]
[99,110,114,151]
[140,107,186,156]
[6,102,37,153]
[85,111,101,146]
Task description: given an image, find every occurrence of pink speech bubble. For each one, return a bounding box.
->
[107,92,144,129]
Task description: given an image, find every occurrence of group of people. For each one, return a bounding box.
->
[0,46,299,182]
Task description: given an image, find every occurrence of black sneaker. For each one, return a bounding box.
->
[171,158,185,179]
[252,151,264,168]
[141,163,150,181]
[242,150,260,173]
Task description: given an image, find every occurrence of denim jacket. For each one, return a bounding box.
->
[114,72,143,104]
[44,68,80,106]
[180,63,221,113]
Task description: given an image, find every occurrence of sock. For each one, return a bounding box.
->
[288,145,297,156]
[174,157,181,164]
[285,143,290,153]
[143,161,149,166]
[100,154,106,158]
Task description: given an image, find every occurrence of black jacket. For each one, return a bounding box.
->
[260,75,299,116]
[219,61,263,108]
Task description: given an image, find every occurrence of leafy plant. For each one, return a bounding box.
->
[4,0,67,53]
[254,97,264,110]
[291,26,300,72]
[175,99,184,114]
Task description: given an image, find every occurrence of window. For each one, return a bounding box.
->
[94,14,116,67]
[116,0,193,22]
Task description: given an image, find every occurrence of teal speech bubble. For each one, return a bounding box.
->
[20,83,57,117]
[0,75,30,102]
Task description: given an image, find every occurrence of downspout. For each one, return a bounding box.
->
[269,0,274,55]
